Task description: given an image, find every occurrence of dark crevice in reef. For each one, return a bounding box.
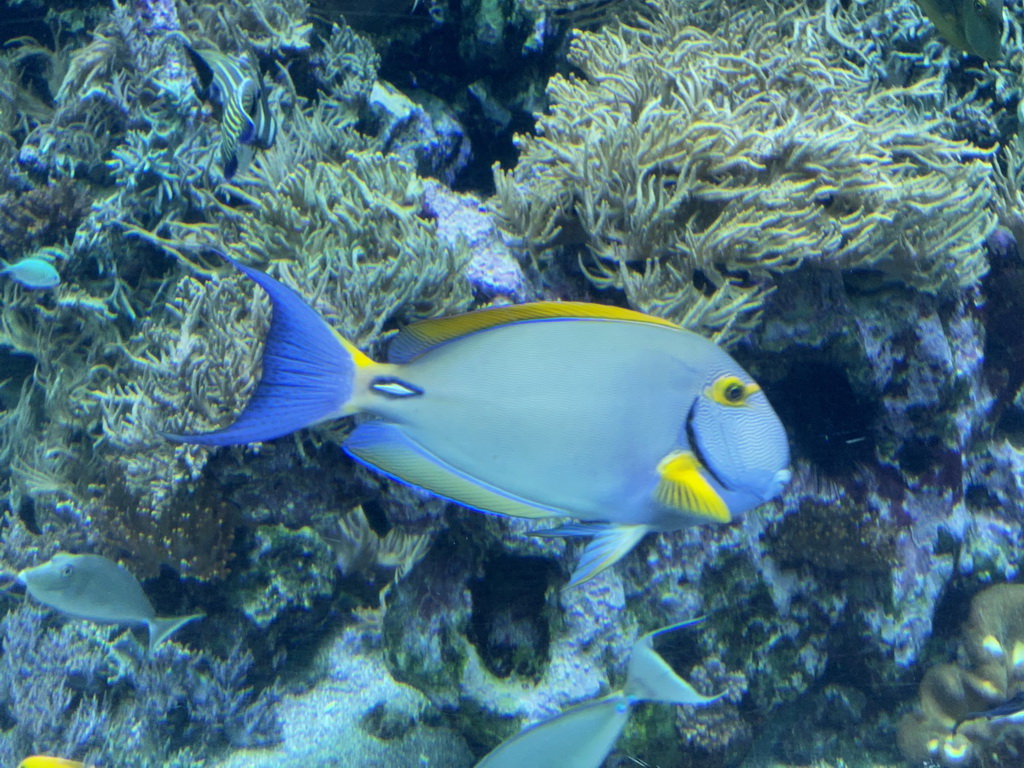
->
[760,358,878,481]
[370,7,568,194]
[468,554,554,680]
[0,350,35,412]
[982,237,1024,441]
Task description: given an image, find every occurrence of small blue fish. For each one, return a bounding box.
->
[170,256,791,587]
[1,257,59,290]
[477,619,721,768]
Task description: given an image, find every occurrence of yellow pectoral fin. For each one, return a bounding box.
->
[655,451,730,524]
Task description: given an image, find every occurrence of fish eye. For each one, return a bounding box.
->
[60,564,73,578]
[707,375,759,407]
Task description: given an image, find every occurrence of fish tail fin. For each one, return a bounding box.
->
[166,255,378,446]
[147,612,204,653]
[625,619,723,706]
[532,523,649,589]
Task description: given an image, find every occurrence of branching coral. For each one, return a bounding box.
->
[519,0,655,30]
[208,147,473,350]
[0,603,280,767]
[15,7,140,179]
[899,584,1024,766]
[311,22,380,106]
[185,0,313,54]
[494,0,996,341]
[0,0,462,594]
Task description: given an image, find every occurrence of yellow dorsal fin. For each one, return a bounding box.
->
[654,451,731,524]
[387,301,678,363]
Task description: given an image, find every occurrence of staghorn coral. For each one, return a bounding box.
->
[518,0,656,31]
[90,271,265,506]
[16,6,141,179]
[0,263,260,581]
[0,0,467,589]
[493,0,995,341]
[899,584,1024,766]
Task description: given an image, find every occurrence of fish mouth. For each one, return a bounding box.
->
[685,402,791,502]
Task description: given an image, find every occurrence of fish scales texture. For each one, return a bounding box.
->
[371,319,738,527]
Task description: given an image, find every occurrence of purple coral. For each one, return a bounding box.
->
[423,181,529,303]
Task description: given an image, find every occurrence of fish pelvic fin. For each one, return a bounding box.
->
[166,256,381,446]
[626,619,723,706]
[533,523,649,589]
[344,422,566,520]
[654,450,730,524]
[147,612,204,654]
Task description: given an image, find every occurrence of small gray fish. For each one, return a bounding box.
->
[1,257,60,290]
[18,553,203,653]
[477,618,722,768]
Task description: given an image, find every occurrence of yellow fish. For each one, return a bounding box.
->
[18,758,92,768]
[171,257,791,586]
[911,0,1003,60]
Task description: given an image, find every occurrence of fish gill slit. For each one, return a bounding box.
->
[685,402,731,491]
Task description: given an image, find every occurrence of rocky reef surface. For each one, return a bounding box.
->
[0,0,1023,764]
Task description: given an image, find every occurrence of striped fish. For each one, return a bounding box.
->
[186,45,277,178]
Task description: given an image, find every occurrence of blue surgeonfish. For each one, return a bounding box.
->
[476,618,721,768]
[170,256,791,586]
[185,44,277,178]
[1,257,60,290]
[18,553,204,653]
